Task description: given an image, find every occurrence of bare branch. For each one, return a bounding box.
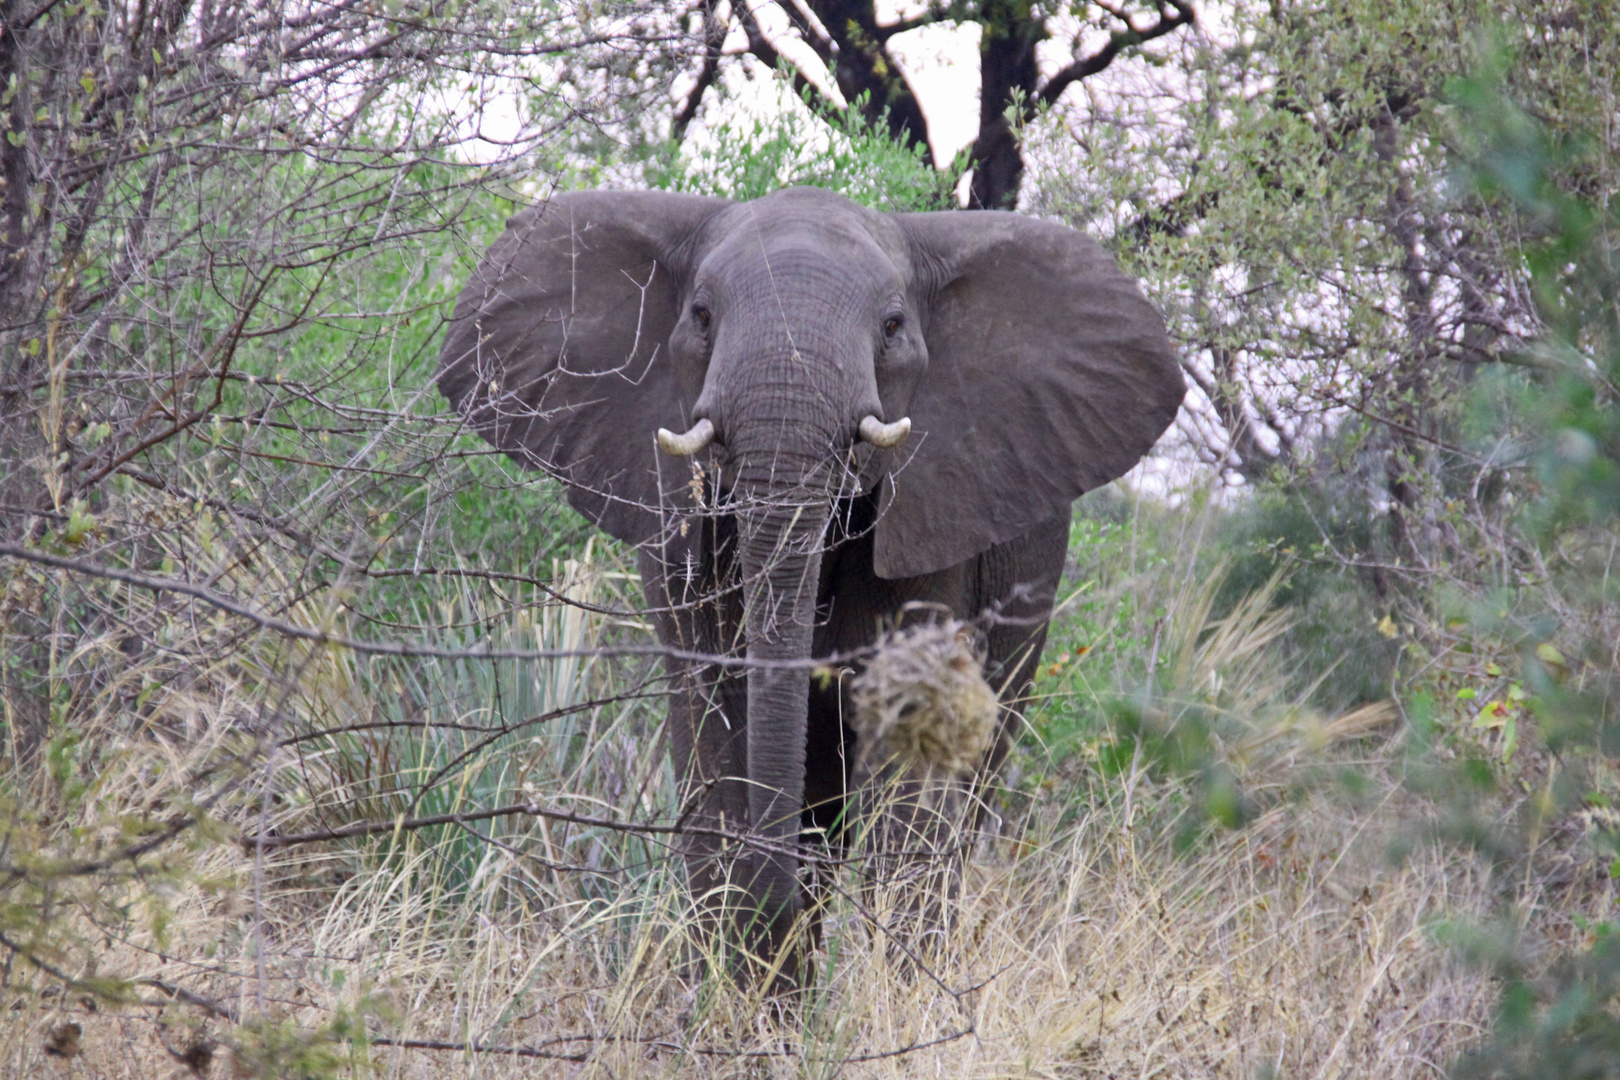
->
[1038,1,1197,113]
[0,542,872,670]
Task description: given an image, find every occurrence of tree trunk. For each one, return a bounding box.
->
[968,2,1043,210]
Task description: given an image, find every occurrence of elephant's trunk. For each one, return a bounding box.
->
[737,505,822,948]
[727,413,839,977]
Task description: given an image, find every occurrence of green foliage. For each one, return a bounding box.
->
[1024,491,1170,765]
[1032,0,1619,639]
[203,157,599,617]
[1024,489,1391,838]
[1212,479,1400,709]
[1454,929,1620,1080]
[1442,45,1619,764]
[647,84,965,211]
[1433,36,1620,1078]
[1449,50,1620,540]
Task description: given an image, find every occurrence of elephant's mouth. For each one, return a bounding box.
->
[656,412,910,461]
[678,439,875,516]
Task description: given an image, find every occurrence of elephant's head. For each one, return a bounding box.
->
[437,186,1182,943]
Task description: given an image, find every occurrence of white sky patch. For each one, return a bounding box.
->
[672,1,986,171]
[884,18,983,167]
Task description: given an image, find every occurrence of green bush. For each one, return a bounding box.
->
[1439,37,1620,1077]
[648,83,964,211]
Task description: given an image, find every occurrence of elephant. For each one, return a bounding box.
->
[436,185,1183,986]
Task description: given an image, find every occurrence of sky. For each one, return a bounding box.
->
[699,2,985,168]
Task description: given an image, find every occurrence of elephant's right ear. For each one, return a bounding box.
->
[437,190,726,546]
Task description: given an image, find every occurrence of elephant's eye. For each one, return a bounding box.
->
[692,304,711,331]
[883,315,903,338]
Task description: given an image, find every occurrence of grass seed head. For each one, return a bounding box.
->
[850,620,1000,776]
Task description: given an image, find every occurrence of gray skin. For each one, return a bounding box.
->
[438,187,1183,985]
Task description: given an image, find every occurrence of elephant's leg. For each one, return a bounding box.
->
[811,508,977,959]
[665,662,749,915]
[853,762,971,966]
[973,515,1070,795]
[851,521,1069,964]
[842,513,1069,957]
[637,544,749,971]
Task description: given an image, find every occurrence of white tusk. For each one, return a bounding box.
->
[858,415,911,449]
[656,418,715,456]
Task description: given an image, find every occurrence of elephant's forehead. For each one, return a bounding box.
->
[706,196,908,276]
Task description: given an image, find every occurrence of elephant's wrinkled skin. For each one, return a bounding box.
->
[437,186,1183,984]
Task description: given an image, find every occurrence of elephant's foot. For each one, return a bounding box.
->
[731,867,816,996]
[675,857,820,1001]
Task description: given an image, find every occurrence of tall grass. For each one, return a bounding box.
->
[4,491,1542,1078]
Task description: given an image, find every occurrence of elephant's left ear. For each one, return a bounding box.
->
[878,211,1184,580]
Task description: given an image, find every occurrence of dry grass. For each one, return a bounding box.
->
[1,756,1501,1079]
[0,538,1577,1079]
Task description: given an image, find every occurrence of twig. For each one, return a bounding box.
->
[137,978,241,1023]
[362,1026,972,1063]
[242,801,955,868]
[0,542,872,671]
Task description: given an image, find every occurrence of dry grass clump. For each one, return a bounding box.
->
[849,620,1000,776]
